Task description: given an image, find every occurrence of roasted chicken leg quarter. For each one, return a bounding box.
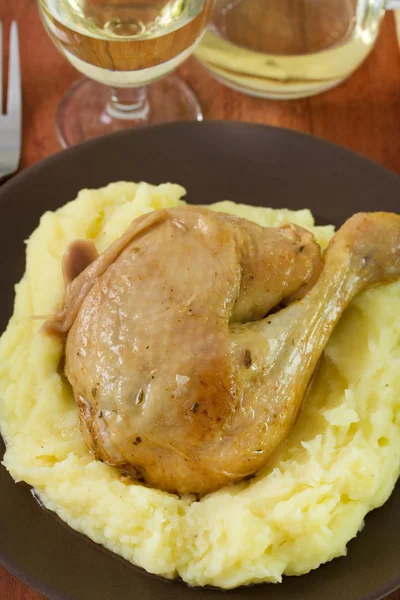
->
[45,208,400,496]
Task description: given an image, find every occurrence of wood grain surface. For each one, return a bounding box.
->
[1,1,400,599]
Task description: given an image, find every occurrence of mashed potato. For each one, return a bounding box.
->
[0,182,399,589]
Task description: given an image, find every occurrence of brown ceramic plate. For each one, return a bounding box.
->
[0,122,399,600]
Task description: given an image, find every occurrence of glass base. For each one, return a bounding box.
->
[200,63,346,99]
[56,76,203,148]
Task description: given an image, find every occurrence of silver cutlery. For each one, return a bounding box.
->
[0,22,21,181]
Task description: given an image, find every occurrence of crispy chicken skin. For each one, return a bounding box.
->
[45,208,400,496]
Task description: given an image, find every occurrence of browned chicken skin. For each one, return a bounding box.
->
[46,208,400,496]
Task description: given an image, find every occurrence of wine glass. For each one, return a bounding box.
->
[37,0,214,147]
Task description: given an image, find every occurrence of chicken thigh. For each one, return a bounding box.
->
[46,208,400,496]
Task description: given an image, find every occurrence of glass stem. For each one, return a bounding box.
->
[107,87,150,121]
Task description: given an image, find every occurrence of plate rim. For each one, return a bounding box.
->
[1,120,400,205]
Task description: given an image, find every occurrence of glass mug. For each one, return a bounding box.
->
[195,0,400,99]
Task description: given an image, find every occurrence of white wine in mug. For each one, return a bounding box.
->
[195,0,400,99]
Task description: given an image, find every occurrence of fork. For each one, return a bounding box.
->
[0,22,21,182]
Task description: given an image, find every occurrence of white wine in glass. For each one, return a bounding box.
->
[38,0,214,146]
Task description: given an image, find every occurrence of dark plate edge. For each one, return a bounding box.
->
[1,121,400,208]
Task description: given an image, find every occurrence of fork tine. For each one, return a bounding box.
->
[0,23,3,114]
[0,21,21,179]
[7,21,21,120]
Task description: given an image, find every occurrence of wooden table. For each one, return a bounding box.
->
[1,2,400,599]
